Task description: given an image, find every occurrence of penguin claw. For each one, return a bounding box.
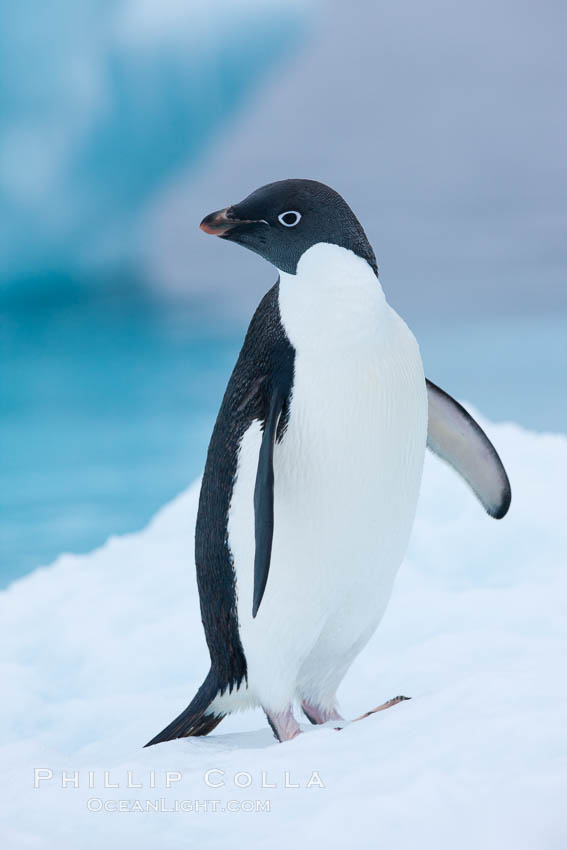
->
[354,695,411,722]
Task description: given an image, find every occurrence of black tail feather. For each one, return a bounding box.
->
[144,669,225,747]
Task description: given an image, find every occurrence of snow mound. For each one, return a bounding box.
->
[1,416,565,849]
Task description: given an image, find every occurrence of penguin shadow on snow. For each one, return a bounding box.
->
[149,697,413,752]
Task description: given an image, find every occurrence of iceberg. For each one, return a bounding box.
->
[0,0,305,292]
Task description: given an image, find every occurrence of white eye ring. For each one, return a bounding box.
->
[278,210,301,227]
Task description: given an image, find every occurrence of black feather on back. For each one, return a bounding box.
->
[195,282,295,696]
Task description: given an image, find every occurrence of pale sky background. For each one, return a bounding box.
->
[146,0,566,324]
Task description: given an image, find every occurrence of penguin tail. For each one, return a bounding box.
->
[144,669,225,747]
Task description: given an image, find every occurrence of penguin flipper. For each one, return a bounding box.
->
[144,669,224,747]
[253,383,287,617]
[426,379,511,519]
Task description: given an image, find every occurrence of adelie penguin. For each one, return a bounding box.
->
[145,179,511,746]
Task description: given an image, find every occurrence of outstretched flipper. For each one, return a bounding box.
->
[426,379,511,519]
[253,383,288,617]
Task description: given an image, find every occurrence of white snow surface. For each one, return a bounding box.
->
[1,415,566,849]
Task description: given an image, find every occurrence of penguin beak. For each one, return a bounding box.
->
[200,207,238,236]
[200,206,267,237]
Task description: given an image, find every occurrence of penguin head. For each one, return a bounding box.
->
[200,179,377,276]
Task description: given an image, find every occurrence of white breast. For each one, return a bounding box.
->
[222,243,427,715]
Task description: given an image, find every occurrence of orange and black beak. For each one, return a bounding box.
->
[199,206,239,236]
[200,206,268,238]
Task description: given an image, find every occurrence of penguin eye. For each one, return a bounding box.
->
[277,211,301,227]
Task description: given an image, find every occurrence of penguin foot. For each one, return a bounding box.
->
[354,695,411,722]
[301,700,344,725]
[264,707,301,742]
